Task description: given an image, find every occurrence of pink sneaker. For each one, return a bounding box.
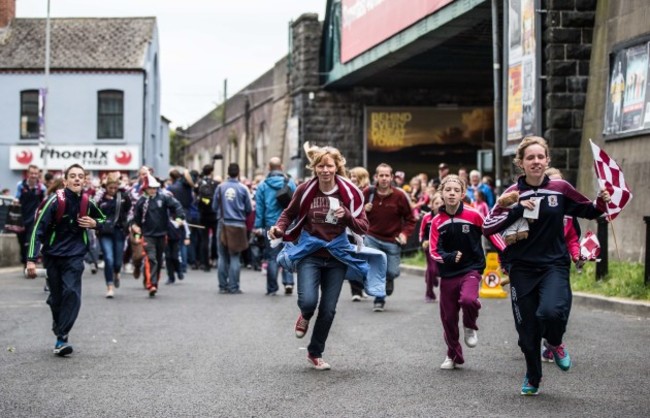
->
[541,347,554,362]
[307,355,331,370]
[294,314,309,338]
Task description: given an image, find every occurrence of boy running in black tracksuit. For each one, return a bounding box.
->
[26,164,106,356]
[131,174,185,296]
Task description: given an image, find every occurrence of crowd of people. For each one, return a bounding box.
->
[6,134,613,397]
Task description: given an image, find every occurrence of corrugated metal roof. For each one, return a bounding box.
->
[0,17,156,70]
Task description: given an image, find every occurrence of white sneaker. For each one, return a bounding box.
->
[106,287,114,298]
[351,295,362,302]
[440,356,456,370]
[464,327,478,348]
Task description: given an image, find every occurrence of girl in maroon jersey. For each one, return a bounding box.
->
[419,191,443,302]
[429,175,505,370]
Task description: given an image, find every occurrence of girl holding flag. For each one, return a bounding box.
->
[484,136,611,396]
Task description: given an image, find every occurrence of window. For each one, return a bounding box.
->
[97,90,124,139]
[20,90,39,139]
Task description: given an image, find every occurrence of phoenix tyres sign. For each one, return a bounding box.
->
[10,145,140,170]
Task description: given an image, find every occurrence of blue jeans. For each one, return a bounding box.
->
[180,241,189,273]
[364,235,401,302]
[296,255,346,358]
[99,230,125,286]
[265,232,294,293]
[217,222,242,292]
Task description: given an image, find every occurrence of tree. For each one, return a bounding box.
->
[170,128,189,166]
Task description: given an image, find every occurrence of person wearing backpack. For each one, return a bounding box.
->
[254,157,297,295]
[13,164,46,267]
[196,164,219,272]
[26,164,106,357]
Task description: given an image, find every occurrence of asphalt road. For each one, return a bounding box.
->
[1,265,648,417]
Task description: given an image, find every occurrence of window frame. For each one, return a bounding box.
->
[97,89,124,139]
[20,90,39,140]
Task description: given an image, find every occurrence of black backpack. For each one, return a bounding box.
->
[275,176,293,209]
[197,177,217,212]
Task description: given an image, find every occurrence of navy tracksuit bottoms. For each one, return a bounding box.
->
[44,255,84,341]
[509,264,572,387]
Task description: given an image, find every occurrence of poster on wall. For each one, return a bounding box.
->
[504,0,539,155]
[604,39,650,137]
[364,106,494,176]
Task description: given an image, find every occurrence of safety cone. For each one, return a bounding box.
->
[479,252,508,299]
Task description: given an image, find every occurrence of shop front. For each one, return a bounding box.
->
[9,145,140,180]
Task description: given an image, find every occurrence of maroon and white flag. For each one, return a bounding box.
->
[589,139,632,220]
[579,230,601,261]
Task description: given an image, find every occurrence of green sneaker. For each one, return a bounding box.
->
[545,342,571,371]
[520,376,539,396]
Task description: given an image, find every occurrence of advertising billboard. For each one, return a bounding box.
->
[503,0,540,155]
[603,39,650,138]
[365,106,494,174]
[341,0,453,63]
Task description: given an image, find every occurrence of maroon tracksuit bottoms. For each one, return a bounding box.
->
[439,271,482,364]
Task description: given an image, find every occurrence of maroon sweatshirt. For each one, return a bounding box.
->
[363,186,416,243]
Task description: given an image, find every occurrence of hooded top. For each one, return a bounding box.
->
[254,170,297,229]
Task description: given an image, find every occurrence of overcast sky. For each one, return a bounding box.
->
[17,0,326,128]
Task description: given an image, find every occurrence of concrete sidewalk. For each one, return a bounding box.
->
[401,265,650,318]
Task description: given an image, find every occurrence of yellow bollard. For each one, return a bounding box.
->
[479,252,508,299]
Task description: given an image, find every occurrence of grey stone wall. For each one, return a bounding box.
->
[542,0,597,184]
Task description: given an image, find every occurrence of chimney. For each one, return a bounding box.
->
[0,0,16,28]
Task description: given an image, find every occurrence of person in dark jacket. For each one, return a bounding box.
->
[97,172,131,298]
[167,168,196,274]
[484,136,611,396]
[196,164,219,272]
[14,164,46,266]
[132,174,185,297]
[254,157,297,295]
[429,175,505,370]
[26,164,106,357]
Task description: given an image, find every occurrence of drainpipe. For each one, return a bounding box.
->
[492,0,503,194]
[141,71,147,168]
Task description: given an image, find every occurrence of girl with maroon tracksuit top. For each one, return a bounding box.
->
[429,175,506,370]
[484,136,611,396]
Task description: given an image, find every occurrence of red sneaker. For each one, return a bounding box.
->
[294,314,309,338]
[307,355,331,370]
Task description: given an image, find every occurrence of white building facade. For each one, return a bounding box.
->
[0,7,167,186]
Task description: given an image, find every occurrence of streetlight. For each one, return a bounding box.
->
[40,0,52,172]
